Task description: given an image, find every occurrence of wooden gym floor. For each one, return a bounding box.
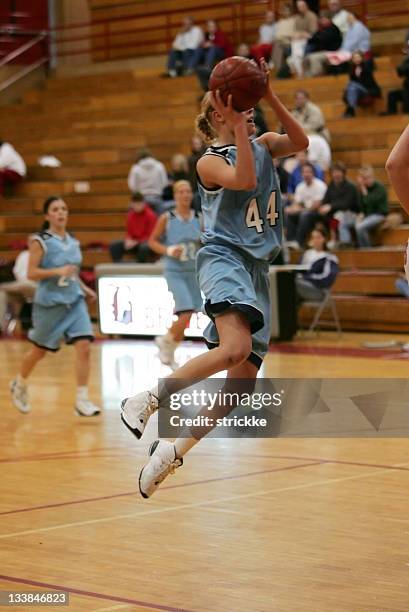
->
[1,333,409,611]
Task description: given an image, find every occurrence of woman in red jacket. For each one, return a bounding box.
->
[109,192,157,263]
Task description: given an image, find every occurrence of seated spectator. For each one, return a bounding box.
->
[193,20,233,70]
[307,134,332,171]
[291,90,330,143]
[287,0,318,78]
[250,10,277,64]
[318,162,360,246]
[326,13,371,74]
[305,12,367,77]
[164,16,204,77]
[343,51,381,117]
[0,245,36,334]
[355,165,388,247]
[188,136,206,191]
[381,43,409,115]
[109,193,157,263]
[293,0,320,15]
[285,162,327,246]
[0,140,26,196]
[296,227,339,302]
[162,154,190,201]
[271,3,296,78]
[127,148,168,214]
[287,150,325,194]
[328,0,350,37]
[304,11,342,58]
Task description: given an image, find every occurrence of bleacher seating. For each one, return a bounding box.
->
[1,0,409,331]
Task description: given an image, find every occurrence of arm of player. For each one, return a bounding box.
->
[148,215,183,258]
[196,92,257,191]
[27,240,77,281]
[79,278,97,302]
[257,59,309,158]
[386,124,409,214]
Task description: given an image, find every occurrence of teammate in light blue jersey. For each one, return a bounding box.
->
[10,196,100,417]
[121,60,308,497]
[148,180,202,368]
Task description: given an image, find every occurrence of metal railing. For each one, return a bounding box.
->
[0,31,49,94]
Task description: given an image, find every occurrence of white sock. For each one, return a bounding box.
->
[174,432,200,459]
[76,386,88,402]
[16,374,27,386]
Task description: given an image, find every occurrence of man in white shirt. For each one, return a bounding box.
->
[307,133,332,171]
[0,247,36,334]
[285,162,327,246]
[0,141,26,195]
[127,148,169,213]
[250,11,276,64]
[165,16,204,77]
[328,0,350,37]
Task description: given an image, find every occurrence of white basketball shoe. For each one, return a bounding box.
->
[121,391,159,439]
[139,439,183,498]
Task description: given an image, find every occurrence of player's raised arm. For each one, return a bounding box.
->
[386,124,409,214]
[257,58,309,158]
[196,91,257,191]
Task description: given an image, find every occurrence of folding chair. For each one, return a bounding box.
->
[305,289,342,336]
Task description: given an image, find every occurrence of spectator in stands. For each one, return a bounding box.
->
[291,90,330,142]
[296,227,339,302]
[164,16,204,77]
[355,165,388,247]
[343,51,381,117]
[287,149,325,194]
[162,154,190,201]
[250,10,277,64]
[0,140,26,196]
[307,133,332,171]
[318,162,360,246]
[328,0,350,37]
[287,0,318,78]
[271,3,296,78]
[127,148,168,213]
[109,193,157,263]
[285,162,327,246]
[381,43,409,115]
[304,11,342,58]
[293,0,320,14]
[188,135,206,191]
[304,11,367,77]
[0,245,36,334]
[193,20,233,70]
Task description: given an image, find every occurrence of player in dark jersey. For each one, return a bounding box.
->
[121,60,308,497]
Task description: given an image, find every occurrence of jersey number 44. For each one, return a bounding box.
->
[246,192,278,234]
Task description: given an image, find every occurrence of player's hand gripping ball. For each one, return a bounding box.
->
[209,56,268,112]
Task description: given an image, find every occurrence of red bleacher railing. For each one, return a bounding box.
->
[0,0,408,67]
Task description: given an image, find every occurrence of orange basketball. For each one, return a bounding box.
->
[209,56,268,112]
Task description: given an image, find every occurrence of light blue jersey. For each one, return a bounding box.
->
[164,210,202,272]
[197,139,283,262]
[32,231,84,307]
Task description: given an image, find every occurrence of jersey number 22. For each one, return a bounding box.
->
[246,192,278,233]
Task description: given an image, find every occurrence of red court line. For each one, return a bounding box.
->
[0,574,194,612]
[0,462,322,517]
[0,447,122,464]
[269,343,408,360]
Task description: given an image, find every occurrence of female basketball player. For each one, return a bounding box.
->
[149,180,202,369]
[121,59,308,497]
[10,196,100,416]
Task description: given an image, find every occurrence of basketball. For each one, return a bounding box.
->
[209,56,268,112]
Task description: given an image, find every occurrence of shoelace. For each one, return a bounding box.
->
[155,458,182,484]
[140,394,158,424]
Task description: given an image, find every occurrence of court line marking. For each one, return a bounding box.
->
[0,574,193,612]
[0,447,123,464]
[0,461,322,517]
[1,461,407,541]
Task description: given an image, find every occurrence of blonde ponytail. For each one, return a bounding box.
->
[195,92,217,144]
